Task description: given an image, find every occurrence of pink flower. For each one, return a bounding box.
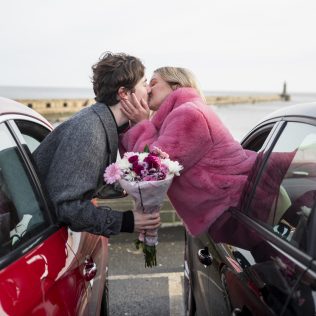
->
[157,171,167,180]
[160,164,169,174]
[104,163,122,184]
[141,168,149,177]
[151,147,169,159]
[143,175,158,181]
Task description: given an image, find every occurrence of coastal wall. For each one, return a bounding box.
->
[16,94,285,118]
[205,94,283,105]
[16,98,95,116]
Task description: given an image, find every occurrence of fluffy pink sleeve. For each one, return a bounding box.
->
[153,105,213,169]
[121,104,213,170]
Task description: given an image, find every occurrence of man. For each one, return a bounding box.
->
[33,52,160,236]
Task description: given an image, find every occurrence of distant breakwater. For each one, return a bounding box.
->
[16,98,95,121]
[205,94,285,105]
[16,94,287,120]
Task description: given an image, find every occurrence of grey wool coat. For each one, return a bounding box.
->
[33,103,133,236]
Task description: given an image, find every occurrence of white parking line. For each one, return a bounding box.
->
[168,273,184,316]
[109,272,184,316]
[108,271,182,280]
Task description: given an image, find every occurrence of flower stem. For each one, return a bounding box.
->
[134,240,157,268]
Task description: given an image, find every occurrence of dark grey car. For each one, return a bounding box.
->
[184,102,316,316]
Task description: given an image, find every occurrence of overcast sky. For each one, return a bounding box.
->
[1,0,315,93]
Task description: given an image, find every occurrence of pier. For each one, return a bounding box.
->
[15,94,286,119]
[16,98,94,117]
[205,94,284,105]
[14,84,290,120]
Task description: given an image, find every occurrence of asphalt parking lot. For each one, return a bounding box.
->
[108,225,185,316]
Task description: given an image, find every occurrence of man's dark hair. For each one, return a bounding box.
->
[92,52,145,106]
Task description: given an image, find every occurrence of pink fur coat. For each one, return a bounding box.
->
[121,88,256,236]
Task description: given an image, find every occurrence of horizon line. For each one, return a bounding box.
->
[0,84,315,95]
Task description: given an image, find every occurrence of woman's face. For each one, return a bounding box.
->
[148,73,173,111]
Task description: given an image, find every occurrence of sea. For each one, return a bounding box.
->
[1,86,316,141]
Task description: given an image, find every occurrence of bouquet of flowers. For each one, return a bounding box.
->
[103,146,183,267]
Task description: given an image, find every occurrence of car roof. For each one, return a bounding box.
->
[260,101,316,122]
[0,97,52,128]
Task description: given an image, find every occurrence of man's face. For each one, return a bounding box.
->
[130,76,150,103]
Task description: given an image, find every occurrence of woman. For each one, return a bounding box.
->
[120,67,256,236]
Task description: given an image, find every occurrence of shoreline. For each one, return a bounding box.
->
[15,94,288,121]
[205,94,285,105]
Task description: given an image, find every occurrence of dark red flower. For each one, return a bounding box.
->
[128,155,139,164]
[144,155,160,170]
[132,163,144,176]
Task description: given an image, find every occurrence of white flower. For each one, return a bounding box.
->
[124,152,138,159]
[163,159,183,176]
[138,152,149,162]
[124,171,137,181]
[118,157,132,170]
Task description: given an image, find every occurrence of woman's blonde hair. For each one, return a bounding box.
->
[154,67,206,102]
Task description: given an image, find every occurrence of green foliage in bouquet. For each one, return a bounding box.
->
[143,144,150,153]
[134,239,157,268]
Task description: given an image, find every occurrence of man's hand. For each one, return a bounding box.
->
[120,93,150,124]
[133,210,160,233]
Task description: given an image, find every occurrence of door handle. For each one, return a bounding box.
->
[232,308,242,315]
[292,171,309,176]
[232,307,252,315]
[83,256,97,281]
[197,247,213,267]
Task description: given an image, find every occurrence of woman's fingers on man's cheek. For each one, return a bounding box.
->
[122,103,132,113]
[131,93,141,107]
[120,105,128,113]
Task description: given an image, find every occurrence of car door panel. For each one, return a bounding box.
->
[0,227,88,315]
[65,230,108,315]
[0,120,89,314]
[188,232,231,316]
[224,267,272,316]
[193,119,316,315]
[226,120,316,315]
[221,215,313,315]
[10,118,108,313]
[1,105,109,315]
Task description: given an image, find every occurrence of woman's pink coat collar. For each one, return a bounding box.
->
[152,88,203,128]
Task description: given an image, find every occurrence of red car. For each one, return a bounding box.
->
[0,97,109,315]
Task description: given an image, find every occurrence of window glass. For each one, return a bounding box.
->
[0,123,49,257]
[242,124,275,152]
[14,120,50,153]
[248,122,316,253]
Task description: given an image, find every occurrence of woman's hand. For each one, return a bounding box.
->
[120,93,150,124]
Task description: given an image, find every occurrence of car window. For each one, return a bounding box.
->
[14,119,50,153]
[248,121,316,254]
[0,123,50,258]
[242,123,275,152]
